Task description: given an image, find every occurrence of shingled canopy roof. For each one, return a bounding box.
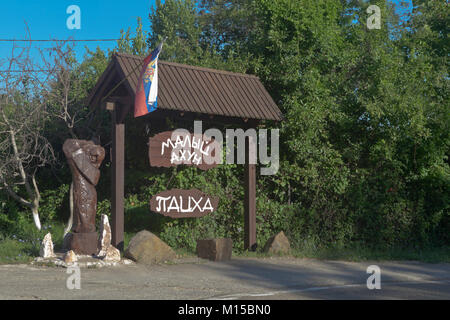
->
[88,52,283,121]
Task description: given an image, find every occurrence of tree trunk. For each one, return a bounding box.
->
[64,182,74,236]
[31,206,41,231]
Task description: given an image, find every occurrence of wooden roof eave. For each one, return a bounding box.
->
[86,58,116,109]
[113,54,138,101]
[87,55,136,110]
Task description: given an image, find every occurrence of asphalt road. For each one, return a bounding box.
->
[0,257,449,300]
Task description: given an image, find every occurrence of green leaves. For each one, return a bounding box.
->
[4,0,446,254]
[139,0,449,250]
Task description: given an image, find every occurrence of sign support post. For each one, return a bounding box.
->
[244,136,257,251]
[111,104,125,251]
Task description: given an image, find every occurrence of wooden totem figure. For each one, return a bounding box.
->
[63,139,105,255]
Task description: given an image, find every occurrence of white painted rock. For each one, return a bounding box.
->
[123,259,134,265]
[104,246,121,262]
[64,250,78,264]
[97,214,112,256]
[97,214,121,262]
[39,233,55,258]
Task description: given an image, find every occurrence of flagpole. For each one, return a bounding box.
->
[101,38,167,104]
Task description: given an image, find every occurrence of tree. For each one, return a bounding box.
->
[0,41,55,230]
[148,0,250,72]
[44,42,110,147]
[145,0,449,248]
[0,34,110,232]
[43,43,110,235]
[117,17,148,56]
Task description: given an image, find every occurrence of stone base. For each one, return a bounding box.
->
[196,238,232,261]
[62,233,73,250]
[33,253,135,269]
[70,232,98,255]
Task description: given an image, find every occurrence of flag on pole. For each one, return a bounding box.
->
[134,41,164,118]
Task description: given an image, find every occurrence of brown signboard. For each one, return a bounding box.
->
[149,131,220,170]
[150,189,219,218]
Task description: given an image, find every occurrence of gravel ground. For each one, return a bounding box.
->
[1,256,449,300]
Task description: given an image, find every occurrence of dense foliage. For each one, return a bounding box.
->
[1,0,448,255]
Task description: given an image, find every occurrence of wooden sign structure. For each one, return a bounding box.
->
[87,53,283,251]
[150,189,219,218]
[149,131,220,171]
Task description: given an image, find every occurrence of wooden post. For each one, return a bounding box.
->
[244,136,257,251]
[111,105,125,251]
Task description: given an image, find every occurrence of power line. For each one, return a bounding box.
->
[0,39,120,42]
[0,70,66,72]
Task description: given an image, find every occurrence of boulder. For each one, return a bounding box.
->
[39,233,55,258]
[263,231,290,255]
[97,214,112,256]
[64,250,78,264]
[124,230,176,265]
[197,238,232,261]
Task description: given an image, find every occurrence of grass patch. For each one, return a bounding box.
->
[289,246,450,263]
[124,232,135,250]
[235,250,271,258]
[0,221,66,265]
[0,238,35,264]
[2,209,448,265]
[232,242,450,263]
[32,260,58,267]
[173,247,196,258]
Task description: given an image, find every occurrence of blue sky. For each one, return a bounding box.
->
[0,0,412,64]
[0,0,156,61]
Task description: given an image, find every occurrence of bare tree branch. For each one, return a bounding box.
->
[0,28,57,230]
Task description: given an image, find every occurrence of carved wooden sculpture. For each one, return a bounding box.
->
[63,139,105,255]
